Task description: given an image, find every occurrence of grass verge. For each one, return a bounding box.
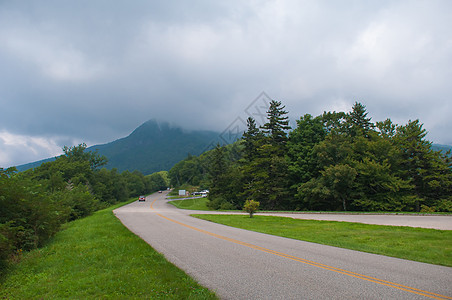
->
[0,201,217,299]
[169,197,211,210]
[192,214,452,267]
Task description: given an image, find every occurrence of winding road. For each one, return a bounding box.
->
[114,192,452,299]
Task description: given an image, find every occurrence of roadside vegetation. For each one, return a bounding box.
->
[169,197,211,211]
[167,195,201,200]
[0,144,169,271]
[0,202,217,299]
[169,101,452,213]
[193,214,452,267]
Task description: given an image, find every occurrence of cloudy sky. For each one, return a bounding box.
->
[1,0,451,168]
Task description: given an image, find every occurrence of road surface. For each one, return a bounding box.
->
[114,192,452,299]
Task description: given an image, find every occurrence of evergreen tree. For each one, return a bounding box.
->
[376,118,397,139]
[394,120,452,211]
[207,144,228,209]
[260,100,291,148]
[345,102,374,138]
[244,100,291,209]
[207,144,243,209]
[242,117,263,161]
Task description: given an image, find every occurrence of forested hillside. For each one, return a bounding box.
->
[91,120,220,174]
[0,144,168,270]
[16,120,220,175]
[432,144,452,154]
[170,101,452,212]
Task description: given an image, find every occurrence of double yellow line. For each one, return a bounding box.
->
[150,198,451,300]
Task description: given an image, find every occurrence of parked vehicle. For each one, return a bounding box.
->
[191,190,209,197]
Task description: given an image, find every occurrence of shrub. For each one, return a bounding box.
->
[243,200,260,218]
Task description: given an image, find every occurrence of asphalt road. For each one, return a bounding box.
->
[114,192,452,299]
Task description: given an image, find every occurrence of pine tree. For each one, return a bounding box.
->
[242,117,263,162]
[244,100,291,210]
[394,120,452,211]
[260,100,291,148]
[345,102,374,138]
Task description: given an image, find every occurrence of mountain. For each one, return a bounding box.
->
[16,157,57,172]
[432,144,452,154]
[88,120,221,174]
[17,120,222,174]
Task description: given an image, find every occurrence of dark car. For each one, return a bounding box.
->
[138,195,146,202]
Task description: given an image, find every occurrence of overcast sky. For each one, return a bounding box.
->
[1,0,451,168]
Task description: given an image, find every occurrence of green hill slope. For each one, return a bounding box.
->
[16,120,223,174]
[90,120,221,174]
[432,144,452,155]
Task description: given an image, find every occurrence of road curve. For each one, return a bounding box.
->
[114,192,452,300]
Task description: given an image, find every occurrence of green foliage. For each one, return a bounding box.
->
[169,155,205,187]
[243,200,260,217]
[169,100,451,214]
[240,100,291,210]
[0,143,167,271]
[345,102,374,138]
[0,168,67,270]
[207,144,243,210]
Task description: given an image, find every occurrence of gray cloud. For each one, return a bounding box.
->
[1,0,451,167]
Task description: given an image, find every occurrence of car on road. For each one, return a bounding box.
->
[138,195,146,202]
[158,190,162,193]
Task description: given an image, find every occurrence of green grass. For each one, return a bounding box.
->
[192,214,452,267]
[0,201,217,299]
[169,197,211,210]
[166,195,200,200]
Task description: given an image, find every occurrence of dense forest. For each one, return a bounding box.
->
[169,101,452,212]
[0,144,168,270]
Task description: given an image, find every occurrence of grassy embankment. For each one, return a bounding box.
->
[166,195,202,200]
[0,199,217,299]
[193,214,452,267]
[169,197,210,210]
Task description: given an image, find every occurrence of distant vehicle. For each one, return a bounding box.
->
[138,195,146,202]
[191,190,209,197]
[158,190,162,193]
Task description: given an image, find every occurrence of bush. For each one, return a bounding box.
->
[243,200,260,218]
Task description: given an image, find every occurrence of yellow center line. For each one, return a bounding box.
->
[150,198,451,300]
[150,198,156,209]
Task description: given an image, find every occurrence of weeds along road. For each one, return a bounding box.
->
[114,191,452,300]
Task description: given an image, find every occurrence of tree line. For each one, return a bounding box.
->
[0,144,168,270]
[169,101,452,212]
